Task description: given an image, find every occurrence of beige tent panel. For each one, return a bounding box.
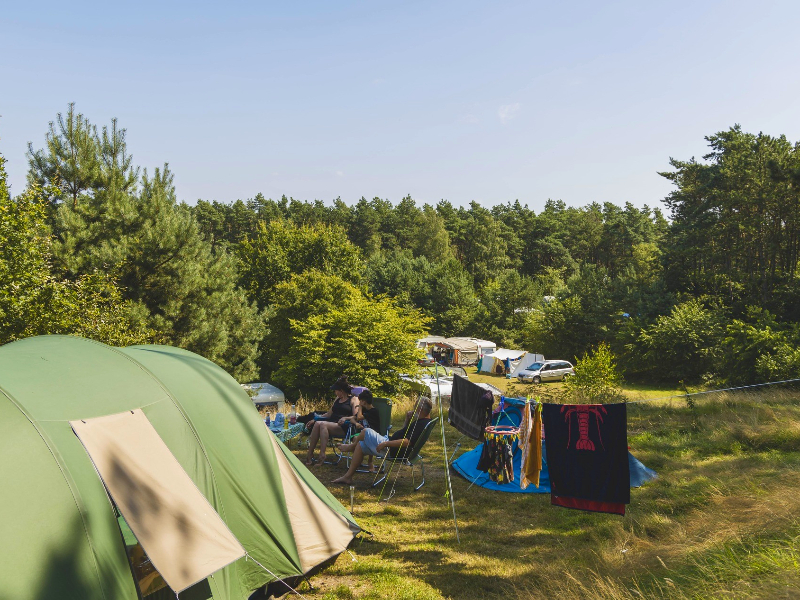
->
[266,433,354,572]
[70,410,245,593]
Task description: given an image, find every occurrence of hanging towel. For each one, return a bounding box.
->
[519,401,533,489]
[523,402,543,488]
[449,375,495,440]
[543,402,630,515]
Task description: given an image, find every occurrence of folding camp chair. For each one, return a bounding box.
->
[372,417,439,493]
[323,422,354,465]
[343,397,393,472]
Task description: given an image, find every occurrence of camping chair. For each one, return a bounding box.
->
[323,421,355,465]
[326,397,394,465]
[343,397,393,472]
[372,417,439,493]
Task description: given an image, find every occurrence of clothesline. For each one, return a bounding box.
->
[494,378,800,408]
[624,377,800,404]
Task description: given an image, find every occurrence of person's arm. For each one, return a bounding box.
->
[356,406,369,430]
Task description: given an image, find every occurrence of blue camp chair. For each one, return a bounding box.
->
[372,417,439,493]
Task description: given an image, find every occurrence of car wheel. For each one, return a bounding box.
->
[561,373,571,382]
[533,375,541,384]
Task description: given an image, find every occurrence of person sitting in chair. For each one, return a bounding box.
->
[338,389,380,472]
[332,397,433,485]
[305,376,359,466]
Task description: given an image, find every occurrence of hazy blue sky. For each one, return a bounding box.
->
[2,1,799,211]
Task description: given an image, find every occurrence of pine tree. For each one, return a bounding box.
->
[27,106,264,380]
[1,151,151,346]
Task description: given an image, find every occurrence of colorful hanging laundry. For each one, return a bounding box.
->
[542,402,630,515]
[522,401,543,488]
[477,425,518,484]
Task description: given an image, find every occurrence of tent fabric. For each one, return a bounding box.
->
[486,348,526,361]
[265,433,355,572]
[452,440,553,494]
[70,410,245,593]
[478,348,526,373]
[509,353,546,377]
[0,335,359,600]
[437,338,478,351]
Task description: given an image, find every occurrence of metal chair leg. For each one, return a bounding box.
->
[324,439,344,465]
[414,457,426,490]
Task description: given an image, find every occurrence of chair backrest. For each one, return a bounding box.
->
[372,397,393,437]
[404,417,439,462]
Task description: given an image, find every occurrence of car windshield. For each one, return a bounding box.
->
[526,363,543,371]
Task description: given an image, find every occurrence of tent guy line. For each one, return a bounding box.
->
[434,363,460,543]
[244,554,308,600]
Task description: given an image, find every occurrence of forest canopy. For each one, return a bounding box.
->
[4,105,800,397]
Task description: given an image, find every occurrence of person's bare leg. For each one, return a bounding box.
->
[338,430,366,452]
[306,422,321,464]
[367,455,376,473]
[317,422,338,464]
[332,444,366,484]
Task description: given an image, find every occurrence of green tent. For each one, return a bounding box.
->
[0,335,359,600]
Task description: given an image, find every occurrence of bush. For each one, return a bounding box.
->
[565,342,624,403]
[629,299,725,382]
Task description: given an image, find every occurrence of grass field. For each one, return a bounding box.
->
[288,380,800,600]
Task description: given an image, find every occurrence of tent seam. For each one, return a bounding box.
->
[0,384,111,600]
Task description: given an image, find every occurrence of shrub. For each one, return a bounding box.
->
[565,342,624,403]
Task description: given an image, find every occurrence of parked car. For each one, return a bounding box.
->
[516,360,574,384]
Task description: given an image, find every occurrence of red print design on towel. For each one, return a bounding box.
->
[561,404,607,451]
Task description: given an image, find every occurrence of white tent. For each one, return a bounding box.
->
[509,352,546,377]
[479,348,527,373]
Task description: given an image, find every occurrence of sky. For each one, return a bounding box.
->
[2,1,800,212]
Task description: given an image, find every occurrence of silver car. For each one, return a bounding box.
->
[516,360,574,384]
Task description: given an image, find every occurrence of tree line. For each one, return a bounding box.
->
[3,106,800,398]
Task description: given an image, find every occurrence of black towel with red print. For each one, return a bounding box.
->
[542,403,630,515]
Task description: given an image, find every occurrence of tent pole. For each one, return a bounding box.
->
[435,362,460,543]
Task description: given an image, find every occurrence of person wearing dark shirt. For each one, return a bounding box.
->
[305,377,359,466]
[338,389,381,472]
[332,397,432,485]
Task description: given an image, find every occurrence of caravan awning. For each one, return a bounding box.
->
[437,338,479,352]
[71,410,245,593]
